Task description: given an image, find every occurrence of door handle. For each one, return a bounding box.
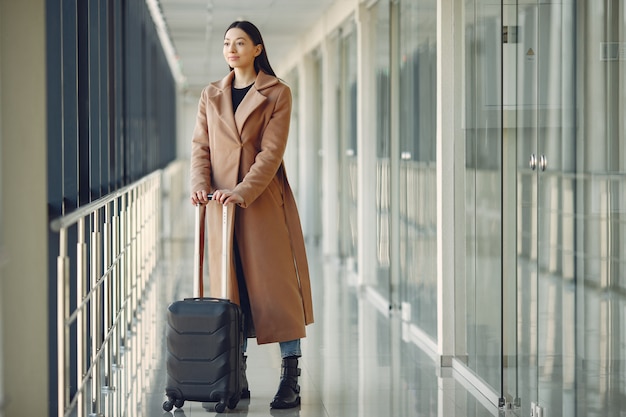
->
[539,155,547,171]
[529,154,537,170]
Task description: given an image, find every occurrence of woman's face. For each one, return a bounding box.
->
[223,28,262,71]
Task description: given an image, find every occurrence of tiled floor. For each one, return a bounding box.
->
[141,209,500,417]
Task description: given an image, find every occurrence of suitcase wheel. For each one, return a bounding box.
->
[162,400,174,412]
[215,400,227,413]
[228,397,239,410]
[162,397,184,411]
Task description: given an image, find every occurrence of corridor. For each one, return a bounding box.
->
[2,0,626,416]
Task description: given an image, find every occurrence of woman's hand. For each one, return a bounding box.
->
[212,189,244,206]
[190,190,211,205]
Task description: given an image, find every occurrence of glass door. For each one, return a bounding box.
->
[534,2,576,415]
[512,1,575,415]
[512,1,626,416]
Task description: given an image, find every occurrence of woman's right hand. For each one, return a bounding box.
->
[190,190,210,205]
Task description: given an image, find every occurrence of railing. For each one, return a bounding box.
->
[50,171,162,417]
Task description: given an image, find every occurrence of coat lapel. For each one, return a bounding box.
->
[234,89,266,135]
[208,72,239,143]
[234,71,279,135]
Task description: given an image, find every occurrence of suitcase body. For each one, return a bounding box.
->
[163,202,242,413]
[164,297,243,412]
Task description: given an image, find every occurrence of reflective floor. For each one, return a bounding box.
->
[139,205,501,417]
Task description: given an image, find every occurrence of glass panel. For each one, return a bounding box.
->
[513,2,539,412]
[338,24,358,269]
[460,0,503,393]
[460,1,626,412]
[536,1,626,416]
[398,0,437,340]
[573,12,626,414]
[285,58,323,243]
[373,1,391,298]
[514,1,626,415]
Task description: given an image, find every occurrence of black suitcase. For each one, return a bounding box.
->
[163,202,243,413]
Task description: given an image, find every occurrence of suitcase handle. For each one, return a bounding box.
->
[183,297,230,303]
[194,196,230,299]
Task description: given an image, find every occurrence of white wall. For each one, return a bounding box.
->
[0,0,48,416]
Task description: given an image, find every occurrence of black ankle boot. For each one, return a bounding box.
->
[270,357,301,409]
[241,355,250,398]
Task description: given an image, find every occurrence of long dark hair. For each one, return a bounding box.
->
[225,21,276,77]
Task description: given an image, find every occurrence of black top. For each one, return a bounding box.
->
[232,83,254,113]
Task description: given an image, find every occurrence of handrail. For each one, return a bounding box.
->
[50,169,164,417]
[50,173,159,232]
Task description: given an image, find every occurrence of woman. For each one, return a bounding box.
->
[189,21,314,409]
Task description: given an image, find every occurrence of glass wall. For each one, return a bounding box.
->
[285,1,625,413]
[459,0,503,393]
[459,1,626,414]
[285,56,323,244]
[397,0,438,340]
[47,0,177,218]
[338,22,359,269]
[512,1,626,416]
[372,1,392,297]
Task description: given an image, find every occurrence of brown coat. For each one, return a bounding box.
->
[190,70,314,344]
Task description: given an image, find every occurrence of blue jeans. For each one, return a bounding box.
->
[242,338,301,358]
[279,339,301,358]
